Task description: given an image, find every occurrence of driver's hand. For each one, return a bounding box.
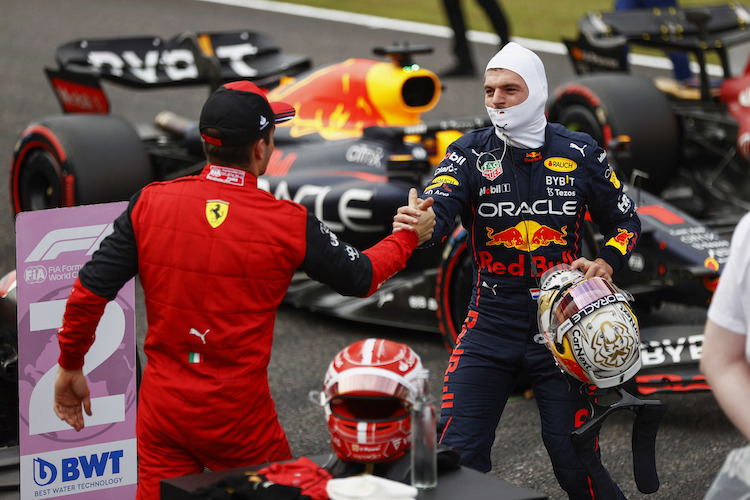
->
[54,367,92,432]
[571,257,613,282]
[393,188,435,245]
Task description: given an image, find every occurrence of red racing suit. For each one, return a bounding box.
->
[423,124,640,498]
[57,164,420,499]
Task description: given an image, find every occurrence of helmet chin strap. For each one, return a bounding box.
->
[571,386,667,498]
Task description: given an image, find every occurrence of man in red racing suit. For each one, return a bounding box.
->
[422,43,640,498]
[53,81,435,499]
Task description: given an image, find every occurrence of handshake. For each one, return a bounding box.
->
[392,188,436,246]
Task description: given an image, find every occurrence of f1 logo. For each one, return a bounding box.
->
[24,224,114,263]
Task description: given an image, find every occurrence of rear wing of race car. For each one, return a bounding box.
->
[565,3,750,81]
[45,30,312,114]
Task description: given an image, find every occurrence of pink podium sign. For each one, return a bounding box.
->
[15,203,137,499]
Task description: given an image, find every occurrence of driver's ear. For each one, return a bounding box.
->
[250,138,265,161]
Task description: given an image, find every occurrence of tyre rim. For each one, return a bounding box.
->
[19,149,64,212]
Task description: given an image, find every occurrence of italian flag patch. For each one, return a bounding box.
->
[189,352,201,363]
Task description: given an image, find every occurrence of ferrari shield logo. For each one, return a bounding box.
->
[206,200,229,228]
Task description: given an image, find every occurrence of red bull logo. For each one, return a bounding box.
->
[478,251,577,277]
[605,228,635,255]
[525,151,542,162]
[487,222,567,251]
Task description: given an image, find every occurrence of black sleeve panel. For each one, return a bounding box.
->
[300,212,374,297]
[77,192,141,300]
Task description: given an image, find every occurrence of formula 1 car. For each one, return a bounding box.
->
[8,30,729,398]
[549,2,750,235]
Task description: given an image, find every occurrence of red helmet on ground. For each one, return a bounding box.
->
[318,338,425,464]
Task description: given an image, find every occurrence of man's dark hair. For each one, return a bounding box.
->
[202,127,272,167]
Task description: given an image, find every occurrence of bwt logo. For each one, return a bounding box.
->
[24,224,114,263]
[34,450,124,486]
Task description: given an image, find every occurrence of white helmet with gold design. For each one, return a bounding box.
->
[537,264,641,388]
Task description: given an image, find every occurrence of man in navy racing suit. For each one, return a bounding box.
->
[422,42,640,498]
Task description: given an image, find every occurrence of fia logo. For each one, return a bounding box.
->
[24,266,47,285]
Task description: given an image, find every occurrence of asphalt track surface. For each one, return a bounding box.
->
[1,1,746,499]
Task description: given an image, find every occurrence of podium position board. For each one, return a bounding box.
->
[15,203,138,499]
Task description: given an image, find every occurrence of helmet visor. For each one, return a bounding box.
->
[323,367,416,404]
[551,278,624,337]
[330,395,410,422]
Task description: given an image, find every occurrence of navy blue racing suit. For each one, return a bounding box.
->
[423,123,640,498]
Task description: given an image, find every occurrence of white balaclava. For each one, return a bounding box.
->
[485,42,548,149]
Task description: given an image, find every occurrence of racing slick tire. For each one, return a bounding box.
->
[436,227,473,351]
[10,114,153,215]
[547,74,680,194]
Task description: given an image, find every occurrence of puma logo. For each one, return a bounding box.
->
[569,143,587,157]
[189,328,210,344]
